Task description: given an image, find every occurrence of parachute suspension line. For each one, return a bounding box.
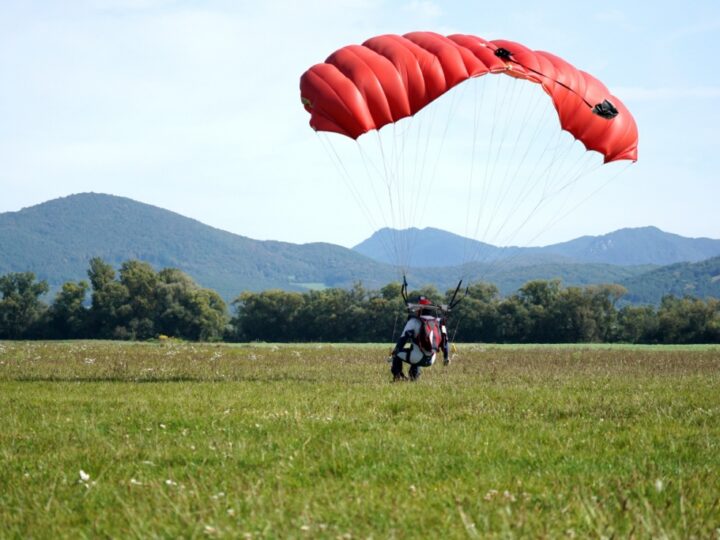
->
[387,123,403,271]
[321,130,417,280]
[396,122,415,274]
[327,134,403,269]
[474,77,549,253]
[385,123,402,266]
[462,76,483,270]
[385,78,464,276]
[395,118,417,273]
[483,88,556,251]
[463,76,493,276]
[483,99,569,252]
[382,85,442,272]
[446,277,467,343]
[477,158,604,282]
[539,129,580,199]
[484,149,594,275]
[459,74,609,283]
[381,122,413,273]
[470,74,510,263]
[494,82,549,218]
[341,135,398,268]
[390,309,401,343]
[538,152,605,220]
[457,78,485,279]
[542,137,585,195]
[451,75,592,288]
[356,141,404,273]
[520,124,574,204]
[391,122,408,270]
[405,87,445,267]
[492,78,556,245]
[374,131,396,265]
[374,130,407,274]
[541,161,633,237]
[401,116,422,274]
[550,151,598,198]
[410,98,440,258]
[466,75,527,266]
[473,76,509,251]
[524,146,600,243]
[410,79,468,265]
[317,133,387,242]
[406,55,466,266]
[450,313,464,344]
[496,78,543,195]
[510,156,601,248]
[483,75,524,215]
[476,151,606,282]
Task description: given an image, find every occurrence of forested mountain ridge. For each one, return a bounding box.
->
[2,193,718,304]
[619,256,720,304]
[0,193,395,299]
[354,226,720,267]
[544,227,720,265]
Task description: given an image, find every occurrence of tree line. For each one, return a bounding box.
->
[1,259,719,343]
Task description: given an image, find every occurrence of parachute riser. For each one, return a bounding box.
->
[447,279,468,312]
[399,276,467,320]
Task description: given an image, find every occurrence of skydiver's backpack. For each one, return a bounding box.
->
[417,317,442,354]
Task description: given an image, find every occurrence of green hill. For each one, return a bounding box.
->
[353,227,531,267]
[1,193,717,304]
[0,193,395,300]
[619,256,720,304]
[543,226,720,265]
[355,226,720,267]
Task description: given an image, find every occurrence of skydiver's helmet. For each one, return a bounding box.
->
[417,296,434,317]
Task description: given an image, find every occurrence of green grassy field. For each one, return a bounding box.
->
[1,341,719,539]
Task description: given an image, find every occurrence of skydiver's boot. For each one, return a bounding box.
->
[409,364,421,381]
[391,356,407,382]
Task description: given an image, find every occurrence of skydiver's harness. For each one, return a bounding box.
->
[393,277,467,366]
[394,317,441,367]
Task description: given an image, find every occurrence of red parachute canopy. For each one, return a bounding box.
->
[300,32,638,163]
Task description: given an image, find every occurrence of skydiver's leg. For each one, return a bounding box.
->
[391,356,407,381]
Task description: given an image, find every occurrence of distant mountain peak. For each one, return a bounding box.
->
[0,193,392,300]
[354,226,720,267]
[3,194,720,304]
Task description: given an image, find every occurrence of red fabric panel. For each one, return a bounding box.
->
[300,32,638,162]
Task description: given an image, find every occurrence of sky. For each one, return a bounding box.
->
[1,0,719,249]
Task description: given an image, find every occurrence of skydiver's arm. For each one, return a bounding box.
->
[393,318,417,356]
[441,318,450,363]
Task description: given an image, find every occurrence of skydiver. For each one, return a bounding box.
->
[389,296,450,382]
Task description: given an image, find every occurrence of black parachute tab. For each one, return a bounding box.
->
[494,47,512,60]
[592,99,619,119]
